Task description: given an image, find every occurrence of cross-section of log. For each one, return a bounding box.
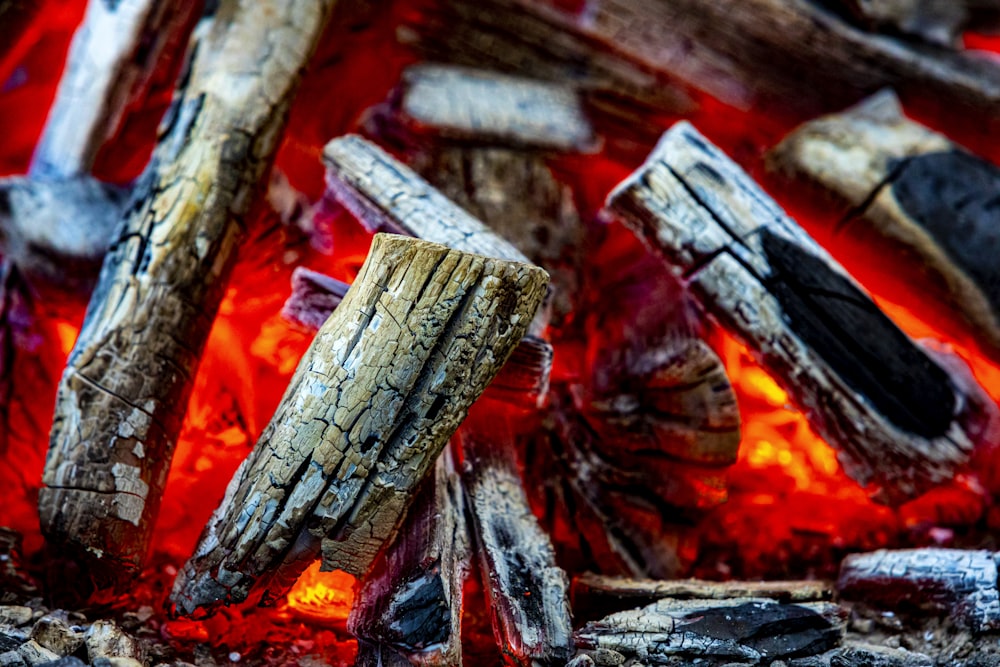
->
[604,122,995,504]
[382,64,595,152]
[767,91,1000,363]
[172,234,548,616]
[838,548,1000,632]
[459,409,574,666]
[348,450,470,666]
[574,597,844,665]
[39,0,340,585]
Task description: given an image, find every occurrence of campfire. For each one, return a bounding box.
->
[2,0,1000,665]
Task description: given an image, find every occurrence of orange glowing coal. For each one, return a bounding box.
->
[284,562,357,626]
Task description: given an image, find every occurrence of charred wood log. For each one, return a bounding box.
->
[832,0,1000,46]
[459,409,574,666]
[767,90,1000,363]
[604,122,996,504]
[172,234,547,616]
[39,0,340,585]
[838,548,1000,632]
[574,597,845,665]
[348,450,470,666]
[281,267,350,332]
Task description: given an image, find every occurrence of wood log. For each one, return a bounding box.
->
[30,0,201,179]
[767,90,1000,363]
[604,122,997,504]
[378,64,596,153]
[838,548,1000,632]
[171,234,548,616]
[832,0,1000,46]
[348,449,470,666]
[572,573,833,623]
[574,597,845,665]
[39,0,340,585]
[281,267,350,332]
[411,0,1000,152]
[459,408,574,666]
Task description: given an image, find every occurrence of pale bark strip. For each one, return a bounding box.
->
[30,0,202,179]
[39,0,339,582]
[605,122,996,504]
[348,449,470,666]
[387,64,595,152]
[575,597,844,665]
[172,234,548,616]
[838,548,1000,632]
[767,90,1000,362]
[460,415,574,666]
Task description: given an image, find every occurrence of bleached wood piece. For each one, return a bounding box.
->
[171,234,548,616]
[604,122,996,504]
[460,415,574,666]
[838,548,1000,632]
[39,0,340,585]
[30,0,200,179]
[575,597,844,664]
[348,450,470,666]
[767,90,1000,362]
[385,64,595,152]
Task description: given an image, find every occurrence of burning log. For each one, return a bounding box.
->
[39,0,340,585]
[348,450,470,666]
[574,597,845,665]
[172,234,548,615]
[838,548,1000,632]
[605,122,997,504]
[767,91,1000,364]
[281,267,350,332]
[832,0,1000,46]
[459,410,575,666]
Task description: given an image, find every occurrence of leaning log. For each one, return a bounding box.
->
[767,90,1000,363]
[39,0,340,585]
[838,548,1000,632]
[604,122,996,504]
[459,408,574,666]
[172,234,548,616]
[574,597,845,665]
[348,450,470,666]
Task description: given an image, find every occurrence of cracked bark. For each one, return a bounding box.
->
[38,0,340,586]
[171,234,548,616]
[604,122,997,504]
[348,449,470,666]
[767,90,1000,364]
[459,409,574,667]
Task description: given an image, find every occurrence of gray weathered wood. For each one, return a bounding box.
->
[460,413,575,666]
[833,0,1000,46]
[171,234,548,616]
[39,0,340,585]
[604,122,996,504]
[767,90,1000,363]
[348,450,470,666]
[838,548,1000,632]
[575,597,845,665]
[384,64,595,152]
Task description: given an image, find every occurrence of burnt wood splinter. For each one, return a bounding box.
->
[604,122,996,504]
[39,0,340,585]
[172,234,548,616]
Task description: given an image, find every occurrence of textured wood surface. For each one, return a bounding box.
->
[39,0,339,583]
[833,0,1000,46]
[172,234,548,616]
[281,267,351,331]
[768,91,1000,362]
[460,414,574,666]
[31,0,200,179]
[348,450,469,666]
[605,122,995,504]
[838,548,1000,632]
[575,597,844,665]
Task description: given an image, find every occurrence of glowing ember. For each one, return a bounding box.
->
[284,562,358,626]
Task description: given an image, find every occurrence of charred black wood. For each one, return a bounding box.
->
[604,121,997,504]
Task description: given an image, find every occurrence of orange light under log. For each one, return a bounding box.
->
[284,561,357,627]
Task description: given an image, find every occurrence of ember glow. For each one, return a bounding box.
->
[2,0,1000,662]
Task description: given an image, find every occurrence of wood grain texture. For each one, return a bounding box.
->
[604,122,996,504]
[39,0,339,583]
[171,234,548,616]
[768,91,1000,362]
[838,548,1000,632]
